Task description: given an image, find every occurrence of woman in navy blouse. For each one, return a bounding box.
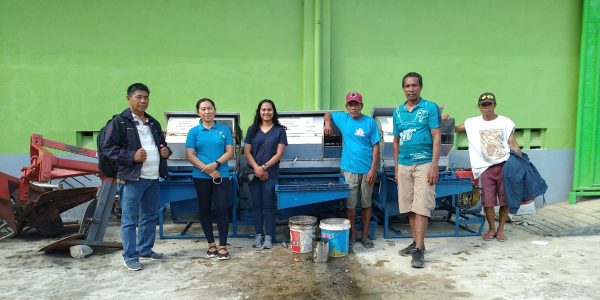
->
[243,99,287,249]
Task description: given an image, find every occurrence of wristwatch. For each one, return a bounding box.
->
[214,161,222,167]
[262,163,268,170]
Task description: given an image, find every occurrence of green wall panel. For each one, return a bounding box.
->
[0,0,581,154]
[0,0,304,152]
[570,0,600,202]
[328,0,581,150]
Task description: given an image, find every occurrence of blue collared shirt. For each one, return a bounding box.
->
[392,98,441,166]
[186,121,233,179]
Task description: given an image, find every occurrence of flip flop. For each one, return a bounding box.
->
[496,232,507,242]
[360,238,374,249]
[482,231,496,241]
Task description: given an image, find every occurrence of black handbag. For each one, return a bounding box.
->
[240,165,255,183]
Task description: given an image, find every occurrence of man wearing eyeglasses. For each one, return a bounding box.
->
[455,92,522,243]
[102,83,172,271]
[393,72,442,268]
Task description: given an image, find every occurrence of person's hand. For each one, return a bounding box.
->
[427,164,439,185]
[159,144,170,158]
[324,123,333,136]
[202,162,218,174]
[134,148,147,162]
[442,114,450,120]
[254,166,265,178]
[208,170,221,180]
[366,168,377,184]
[259,171,269,181]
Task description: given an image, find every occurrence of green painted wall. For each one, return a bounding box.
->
[0,0,580,154]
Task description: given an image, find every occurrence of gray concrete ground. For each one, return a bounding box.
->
[1,215,599,300]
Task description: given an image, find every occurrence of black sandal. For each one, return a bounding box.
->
[360,237,374,249]
[206,246,218,258]
[217,247,230,260]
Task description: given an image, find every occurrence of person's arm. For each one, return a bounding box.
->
[455,123,466,133]
[428,127,441,185]
[366,143,379,184]
[508,130,522,156]
[263,144,286,170]
[393,136,400,181]
[324,111,333,135]
[244,143,267,179]
[186,148,207,170]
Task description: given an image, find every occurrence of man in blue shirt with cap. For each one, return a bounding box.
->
[325,91,381,248]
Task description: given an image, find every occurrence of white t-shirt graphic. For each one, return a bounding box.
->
[464,115,515,178]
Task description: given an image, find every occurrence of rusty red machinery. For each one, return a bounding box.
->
[0,134,101,240]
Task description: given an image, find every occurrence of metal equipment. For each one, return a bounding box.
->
[371,107,485,238]
[0,134,121,251]
[273,111,352,241]
[158,112,245,239]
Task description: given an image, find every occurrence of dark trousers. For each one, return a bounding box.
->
[249,176,277,237]
[193,178,230,246]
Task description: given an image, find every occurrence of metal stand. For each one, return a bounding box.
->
[40,179,122,252]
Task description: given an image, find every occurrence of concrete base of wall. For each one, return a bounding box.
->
[0,150,574,206]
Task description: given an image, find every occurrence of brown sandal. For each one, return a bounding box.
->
[217,247,230,260]
[482,231,496,241]
[206,246,218,258]
[496,232,507,242]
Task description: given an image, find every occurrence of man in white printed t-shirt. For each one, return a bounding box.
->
[455,92,521,242]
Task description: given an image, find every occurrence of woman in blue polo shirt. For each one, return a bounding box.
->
[186,98,234,260]
[244,99,287,249]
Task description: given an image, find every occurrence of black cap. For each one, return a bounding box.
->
[478,92,496,105]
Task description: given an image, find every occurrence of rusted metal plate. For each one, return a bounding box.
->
[40,233,122,252]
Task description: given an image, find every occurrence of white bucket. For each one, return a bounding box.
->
[289,215,317,253]
[319,218,351,257]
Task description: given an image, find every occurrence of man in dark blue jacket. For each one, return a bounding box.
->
[103,83,171,271]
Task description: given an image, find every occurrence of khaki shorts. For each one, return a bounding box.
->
[343,171,374,209]
[397,162,436,217]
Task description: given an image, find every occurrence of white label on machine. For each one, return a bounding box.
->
[166,117,200,143]
[286,135,322,145]
[280,117,324,134]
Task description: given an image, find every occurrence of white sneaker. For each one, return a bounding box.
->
[253,234,263,248]
[263,235,272,249]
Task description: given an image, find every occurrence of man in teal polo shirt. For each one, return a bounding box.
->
[392,72,441,268]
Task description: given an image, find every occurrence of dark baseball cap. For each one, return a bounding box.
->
[478,92,496,105]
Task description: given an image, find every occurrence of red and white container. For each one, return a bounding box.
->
[288,215,317,253]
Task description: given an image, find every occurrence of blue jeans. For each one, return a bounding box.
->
[249,176,277,237]
[118,178,160,262]
[193,178,230,246]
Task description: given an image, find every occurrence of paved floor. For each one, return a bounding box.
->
[1,199,599,299]
[511,198,600,236]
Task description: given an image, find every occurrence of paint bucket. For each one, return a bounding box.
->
[288,215,317,253]
[319,218,351,257]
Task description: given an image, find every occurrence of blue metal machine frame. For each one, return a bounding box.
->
[158,172,246,239]
[373,169,485,238]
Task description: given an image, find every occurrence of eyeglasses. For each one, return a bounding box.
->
[479,94,495,101]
